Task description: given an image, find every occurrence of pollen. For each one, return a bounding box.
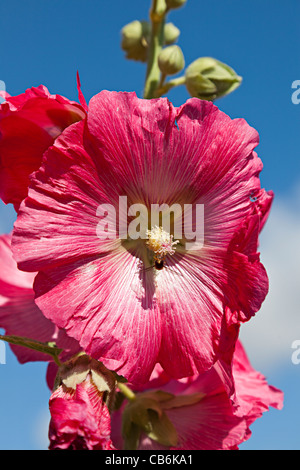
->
[146,226,179,260]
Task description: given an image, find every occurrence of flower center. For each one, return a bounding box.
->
[146,226,179,262]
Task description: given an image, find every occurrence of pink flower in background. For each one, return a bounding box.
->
[12,91,272,385]
[110,341,283,450]
[49,356,116,450]
[49,379,115,450]
[0,233,79,387]
[0,83,86,211]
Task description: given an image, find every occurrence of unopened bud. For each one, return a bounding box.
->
[185,57,242,101]
[121,20,150,62]
[50,354,117,450]
[164,22,180,45]
[166,0,187,10]
[158,45,185,76]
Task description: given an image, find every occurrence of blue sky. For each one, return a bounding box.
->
[0,0,299,450]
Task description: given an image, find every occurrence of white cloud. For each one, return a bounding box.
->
[240,185,300,374]
[31,407,50,450]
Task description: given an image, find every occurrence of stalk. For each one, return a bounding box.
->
[143,0,167,99]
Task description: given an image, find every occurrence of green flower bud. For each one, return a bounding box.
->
[166,0,187,10]
[158,45,185,76]
[164,22,180,45]
[121,20,150,62]
[185,57,242,101]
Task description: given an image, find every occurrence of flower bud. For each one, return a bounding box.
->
[49,354,117,450]
[185,57,242,101]
[166,0,187,10]
[158,45,185,76]
[121,20,150,62]
[164,22,180,45]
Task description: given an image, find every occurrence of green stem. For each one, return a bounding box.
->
[143,0,167,99]
[117,381,136,401]
[0,334,63,366]
[154,74,186,97]
[157,72,167,91]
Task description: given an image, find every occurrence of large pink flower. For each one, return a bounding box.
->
[110,341,283,450]
[0,83,86,211]
[12,91,273,384]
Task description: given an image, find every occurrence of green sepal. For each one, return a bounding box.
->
[123,422,142,451]
[147,409,178,447]
[121,391,179,449]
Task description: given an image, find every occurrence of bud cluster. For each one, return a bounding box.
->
[121,20,181,63]
[121,0,242,101]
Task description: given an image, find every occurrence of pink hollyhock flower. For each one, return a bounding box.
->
[0,82,86,211]
[48,355,116,450]
[110,341,283,450]
[12,91,273,385]
[0,232,79,385]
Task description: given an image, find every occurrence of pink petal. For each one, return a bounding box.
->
[0,233,79,363]
[32,248,161,385]
[232,341,284,420]
[0,85,85,210]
